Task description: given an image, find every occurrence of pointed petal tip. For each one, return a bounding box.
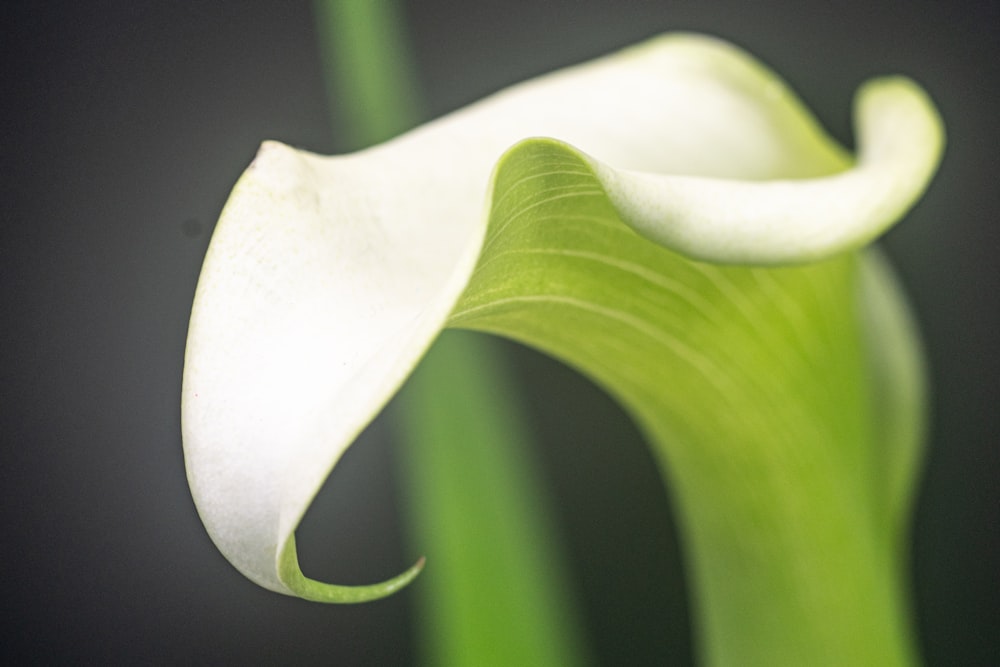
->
[278,536,425,604]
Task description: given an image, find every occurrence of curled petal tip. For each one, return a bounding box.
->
[278,536,425,604]
[593,73,943,265]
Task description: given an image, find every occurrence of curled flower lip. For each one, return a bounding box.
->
[181,33,942,601]
[596,77,942,263]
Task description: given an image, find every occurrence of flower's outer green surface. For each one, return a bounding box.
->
[450,145,926,664]
[182,32,942,664]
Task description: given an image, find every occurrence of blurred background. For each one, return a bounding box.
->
[3,1,997,664]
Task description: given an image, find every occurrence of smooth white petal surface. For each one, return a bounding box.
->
[598,77,942,263]
[182,33,942,596]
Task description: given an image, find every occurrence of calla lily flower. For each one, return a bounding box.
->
[182,32,941,662]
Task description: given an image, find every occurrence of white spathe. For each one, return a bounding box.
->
[181,33,942,597]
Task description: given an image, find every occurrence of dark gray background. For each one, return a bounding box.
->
[3,1,997,664]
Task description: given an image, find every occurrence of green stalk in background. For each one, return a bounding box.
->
[314,0,418,146]
[398,333,591,666]
[313,1,591,664]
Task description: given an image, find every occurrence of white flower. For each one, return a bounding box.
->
[181,33,942,603]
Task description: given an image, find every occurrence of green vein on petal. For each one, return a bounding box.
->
[450,136,925,664]
[181,30,942,618]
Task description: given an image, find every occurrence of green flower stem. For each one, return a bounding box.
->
[314,1,589,664]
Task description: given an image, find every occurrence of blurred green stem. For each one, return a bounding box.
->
[314,1,589,664]
[398,332,590,666]
[314,0,419,146]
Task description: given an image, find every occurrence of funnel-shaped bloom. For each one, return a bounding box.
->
[182,32,941,662]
